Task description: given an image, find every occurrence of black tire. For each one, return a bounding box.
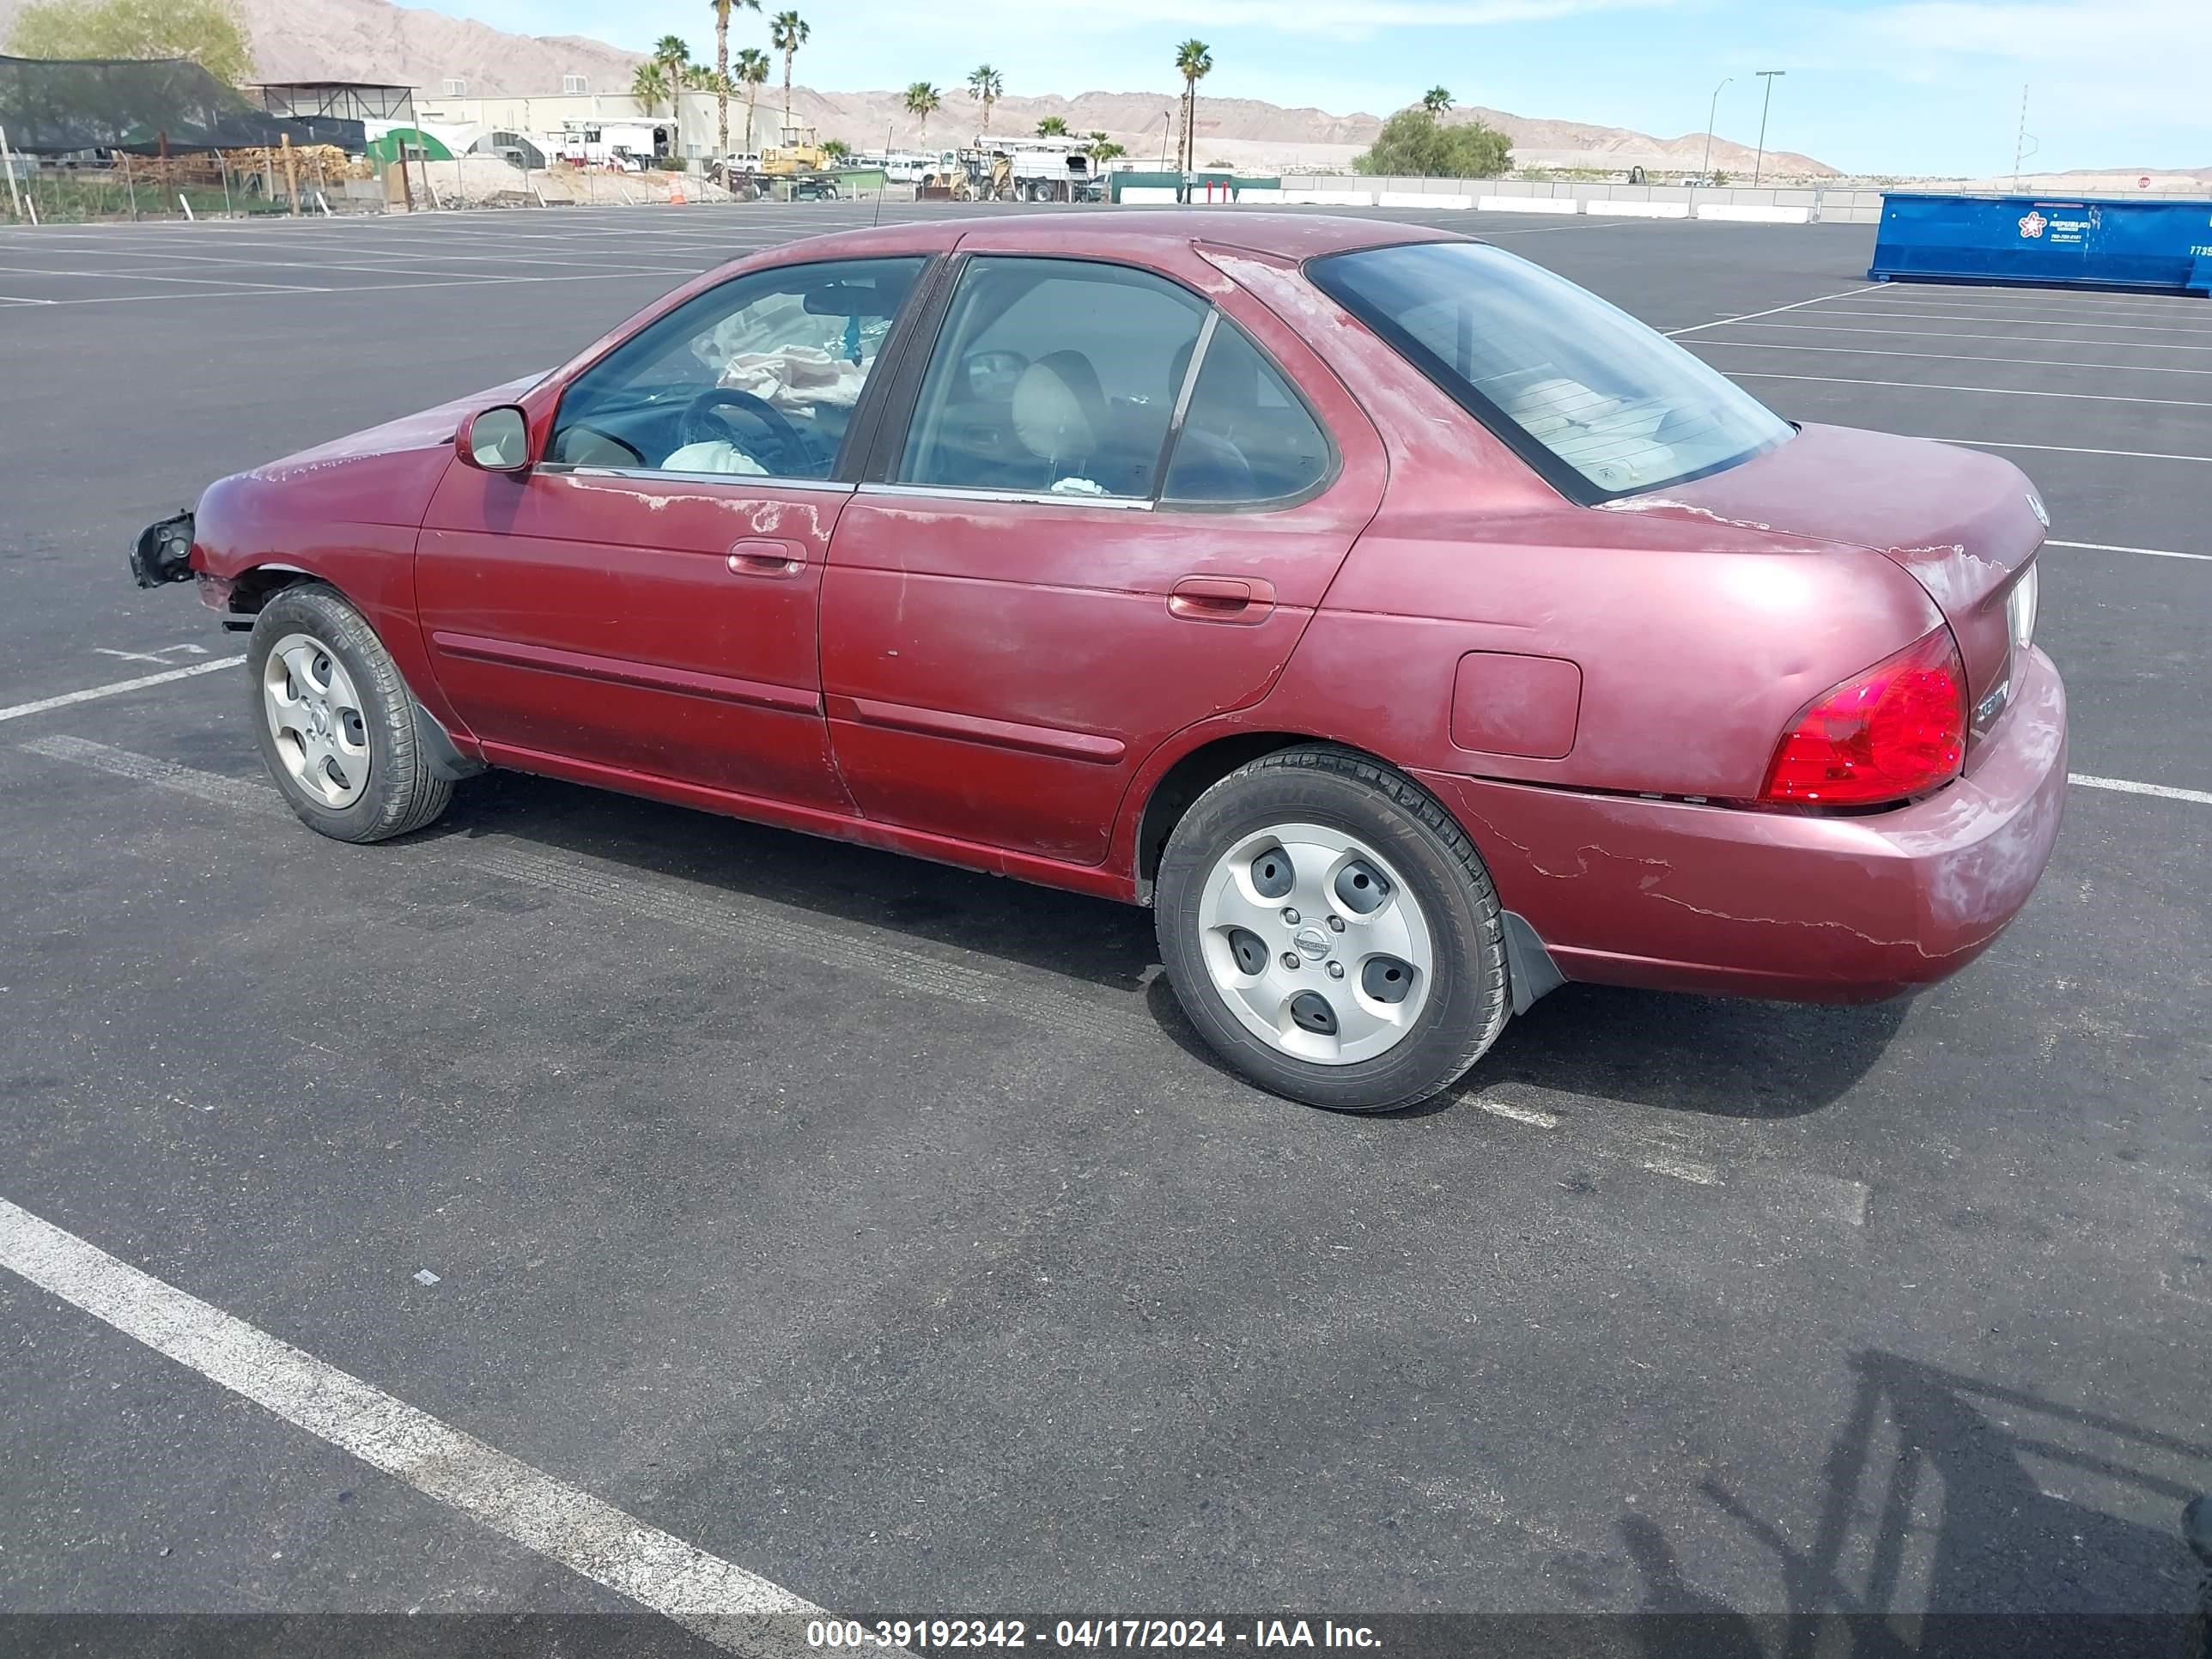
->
[246,584,455,844]
[1156,744,1510,1113]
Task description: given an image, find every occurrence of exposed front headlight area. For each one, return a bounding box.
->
[2007,562,2039,653]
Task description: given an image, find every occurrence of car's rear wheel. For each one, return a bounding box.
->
[1156,745,1510,1112]
[246,585,453,844]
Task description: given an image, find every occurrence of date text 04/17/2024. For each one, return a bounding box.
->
[805,1619,1384,1650]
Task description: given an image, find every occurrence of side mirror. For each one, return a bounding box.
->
[457,405,532,472]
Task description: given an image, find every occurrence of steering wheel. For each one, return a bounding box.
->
[678,387,813,476]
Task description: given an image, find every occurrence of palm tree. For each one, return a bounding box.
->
[1174,40,1212,173]
[684,64,724,91]
[1085,130,1123,164]
[1036,114,1068,137]
[967,64,1003,137]
[1421,86,1452,117]
[631,60,672,117]
[822,137,851,161]
[769,11,808,125]
[653,37,690,156]
[708,0,761,155]
[904,81,941,144]
[735,47,770,149]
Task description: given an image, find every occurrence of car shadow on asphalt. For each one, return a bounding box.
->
[1141,974,1911,1123]
[444,770,1911,1124]
[1468,985,1911,1121]
[438,770,1160,992]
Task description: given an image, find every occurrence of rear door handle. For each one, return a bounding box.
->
[726,538,808,578]
[1169,574,1275,624]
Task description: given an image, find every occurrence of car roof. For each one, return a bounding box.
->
[732,210,1461,268]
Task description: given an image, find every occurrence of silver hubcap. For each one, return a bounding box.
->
[262,632,370,809]
[1195,822,1435,1066]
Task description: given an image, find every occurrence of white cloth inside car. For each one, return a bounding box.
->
[659,439,770,475]
[711,345,867,416]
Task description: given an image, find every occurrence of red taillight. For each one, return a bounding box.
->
[1760,628,1967,807]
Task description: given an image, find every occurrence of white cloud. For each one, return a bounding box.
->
[1844,0,2212,138]
[877,0,1684,39]
[1863,0,2212,61]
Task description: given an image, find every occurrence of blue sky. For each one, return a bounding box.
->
[440,0,2210,176]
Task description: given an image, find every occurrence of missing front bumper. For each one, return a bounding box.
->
[129,512,195,587]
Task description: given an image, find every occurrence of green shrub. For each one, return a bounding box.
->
[1352,109,1511,179]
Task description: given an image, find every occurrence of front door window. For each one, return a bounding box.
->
[550,256,927,480]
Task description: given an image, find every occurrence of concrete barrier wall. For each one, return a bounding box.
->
[1479,194,1577,214]
[1272,175,1893,217]
[1133,173,1895,225]
[1695,204,1813,223]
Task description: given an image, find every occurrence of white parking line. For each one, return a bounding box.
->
[0,1196,836,1654]
[2046,539,2212,562]
[1931,438,2212,464]
[1731,371,2212,408]
[1663,282,1887,337]
[1856,289,2212,319]
[1717,321,2212,353]
[73,246,722,278]
[2071,775,2212,805]
[0,656,244,724]
[0,261,327,292]
[0,269,697,309]
[1478,1097,1561,1128]
[1814,307,2212,336]
[1691,338,2212,376]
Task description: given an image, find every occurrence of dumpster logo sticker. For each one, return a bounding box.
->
[2018,210,2048,239]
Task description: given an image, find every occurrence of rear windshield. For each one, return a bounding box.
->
[1308,240,1792,501]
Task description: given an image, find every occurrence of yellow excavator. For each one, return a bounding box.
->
[761,123,830,174]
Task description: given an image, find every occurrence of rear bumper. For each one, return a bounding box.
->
[1416,647,2068,1003]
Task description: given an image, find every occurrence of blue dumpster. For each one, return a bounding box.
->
[1869,191,2212,295]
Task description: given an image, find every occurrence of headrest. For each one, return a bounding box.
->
[1012,350,1108,462]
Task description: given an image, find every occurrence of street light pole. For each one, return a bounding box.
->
[1752,68,1785,187]
[1701,76,1730,182]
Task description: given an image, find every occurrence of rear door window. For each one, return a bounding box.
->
[896,257,1209,500]
[1160,319,1334,506]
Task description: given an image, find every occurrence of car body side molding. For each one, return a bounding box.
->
[428,631,821,717]
[840,696,1129,764]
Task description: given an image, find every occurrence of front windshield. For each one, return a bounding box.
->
[1309,240,1792,500]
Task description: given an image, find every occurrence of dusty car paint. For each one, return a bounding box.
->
[167,212,2067,1005]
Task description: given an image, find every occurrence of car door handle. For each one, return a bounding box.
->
[1169,575,1275,624]
[726,538,808,578]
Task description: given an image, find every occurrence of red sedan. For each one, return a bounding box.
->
[132,213,2066,1111]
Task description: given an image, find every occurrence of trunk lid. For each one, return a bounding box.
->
[1618,422,2045,717]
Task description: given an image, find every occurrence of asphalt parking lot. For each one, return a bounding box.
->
[1,201,2207,1650]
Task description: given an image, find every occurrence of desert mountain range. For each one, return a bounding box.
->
[0,0,1841,175]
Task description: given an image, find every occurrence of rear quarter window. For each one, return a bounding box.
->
[1309,240,1792,502]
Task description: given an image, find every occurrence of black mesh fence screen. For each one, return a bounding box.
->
[0,54,363,155]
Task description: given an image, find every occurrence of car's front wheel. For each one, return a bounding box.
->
[246,584,454,843]
[1156,745,1510,1113]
